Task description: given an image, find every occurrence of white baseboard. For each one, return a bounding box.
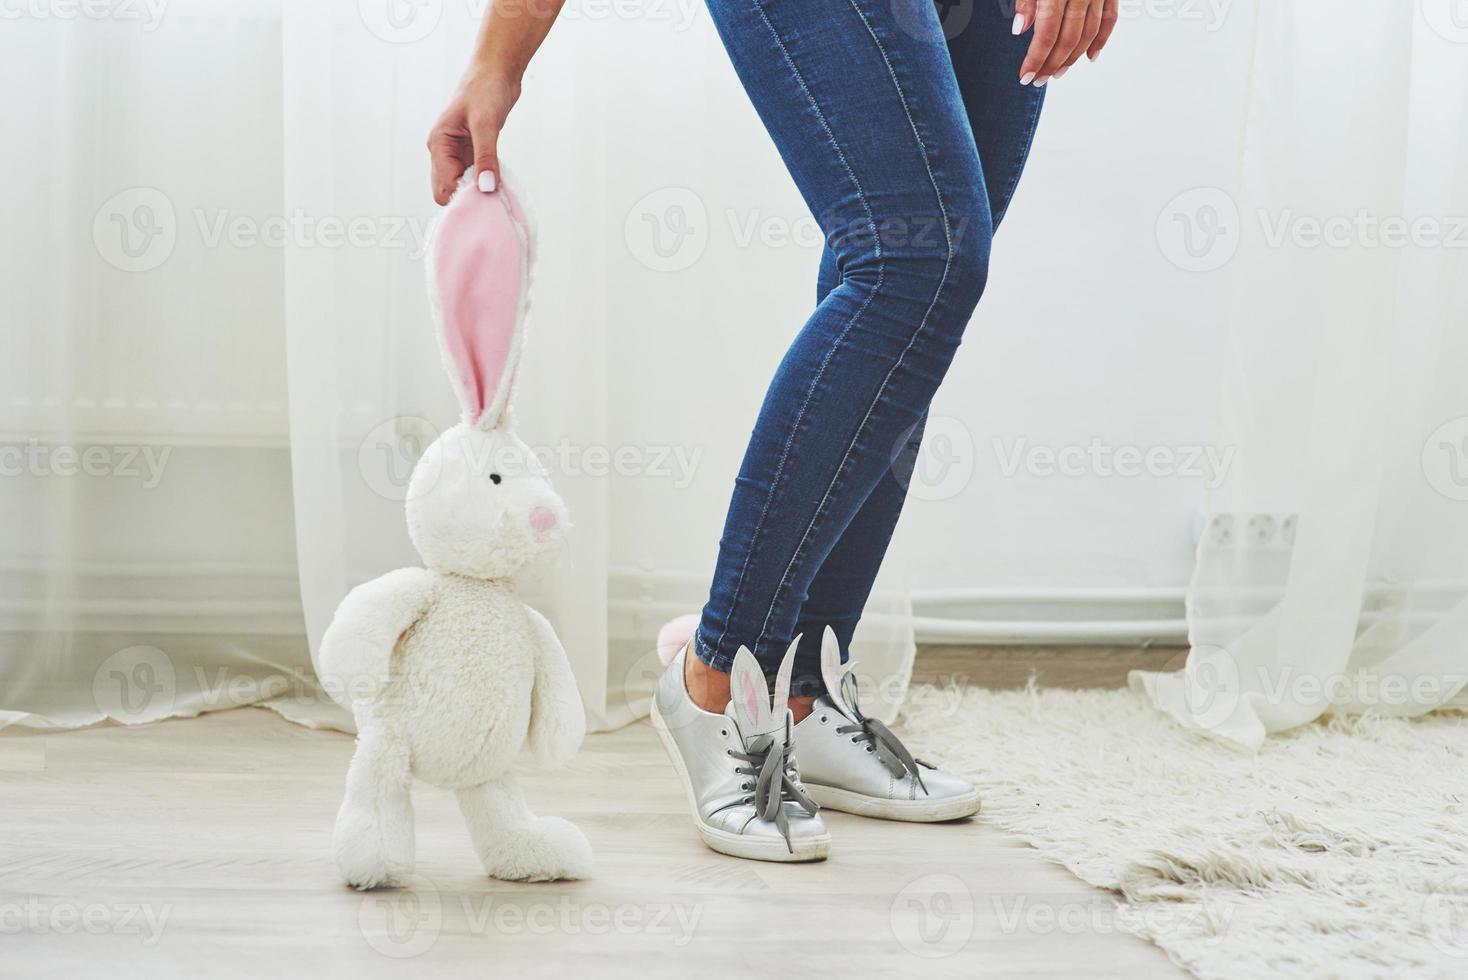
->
[0,559,305,635]
[2,559,1192,646]
[609,566,1189,647]
[910,586,1188,645]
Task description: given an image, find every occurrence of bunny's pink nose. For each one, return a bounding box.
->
[529,506,557,534]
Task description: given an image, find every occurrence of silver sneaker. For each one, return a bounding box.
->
[794,628,980,822]
[651,639,830,862]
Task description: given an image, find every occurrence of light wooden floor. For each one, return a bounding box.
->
[0,650,1186,979]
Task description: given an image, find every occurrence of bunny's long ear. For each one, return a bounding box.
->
[426,170,533,431]
[769,637,799,746]
[728,647,774,739]
[820,627,854,718]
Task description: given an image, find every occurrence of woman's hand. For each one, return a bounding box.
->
[1013,0,1118,86]
[427,69,522,205]
[425,0,566,204]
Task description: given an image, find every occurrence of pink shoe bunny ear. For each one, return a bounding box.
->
[770,636,799,746]
[427,170,533,431]
[820,627,854,719]
[728,647,773,738]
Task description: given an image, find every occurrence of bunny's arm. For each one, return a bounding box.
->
[522,607,586,767]
[318,568,436,706]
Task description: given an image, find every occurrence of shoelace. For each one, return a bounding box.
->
[731,722,820,853]
[836,672,931,795]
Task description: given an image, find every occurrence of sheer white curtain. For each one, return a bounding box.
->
[280,0,915,731]
[1,0,914,732]
[1133,1,1468,748]
[0,2,313,729]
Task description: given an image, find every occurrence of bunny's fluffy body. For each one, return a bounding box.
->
[317,175,592,889]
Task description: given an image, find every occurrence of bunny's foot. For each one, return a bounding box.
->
[484,815,593,882]
[334,723,416,890]
[457,777,593,882]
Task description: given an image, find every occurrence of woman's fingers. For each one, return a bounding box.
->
[425,111,502,204]
[1034,0,1091,82]
[1054,0,1103,75]
[427,124,472,206]
[1074,0,1105,67]
[1087,0,1119,60]
[469,114,501,193]
[426,74,517,203]
[1012,0,1036,36]
[1019,0,1065,84]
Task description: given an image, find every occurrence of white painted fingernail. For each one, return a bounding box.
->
[1020,72,1036,86]
[478,171,497,193]
[1036,77,1049,87]
[1088,50,1100,62]
[1011,13,1025,34]
[1054,65,1069,79]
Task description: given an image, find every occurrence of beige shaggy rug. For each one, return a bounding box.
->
[898,683,1468,979]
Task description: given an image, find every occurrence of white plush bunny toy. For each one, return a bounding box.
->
[319,171,591,889]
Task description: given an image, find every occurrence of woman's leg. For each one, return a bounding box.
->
[694,0,992,689]
[790,3,1048,687]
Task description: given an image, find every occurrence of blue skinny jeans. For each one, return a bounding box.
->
[695,0,1045,689]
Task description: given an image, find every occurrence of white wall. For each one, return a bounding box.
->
[580,2,1257,643]
[3,0,1260,665]
[900,5,1255,639]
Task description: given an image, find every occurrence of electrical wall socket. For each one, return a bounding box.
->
[1193,511,1298,548]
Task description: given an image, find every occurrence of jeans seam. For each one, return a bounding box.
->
[712,0,885,659]
[995,88,1043,227]
[692,626,735,673]
[753,0,957,653]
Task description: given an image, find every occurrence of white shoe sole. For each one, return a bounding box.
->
[650,701,830,863]
[803,783,981,822]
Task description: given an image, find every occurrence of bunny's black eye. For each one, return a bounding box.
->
[489,473,502,485]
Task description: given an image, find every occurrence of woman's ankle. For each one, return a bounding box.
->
[788,696,814,724]
[683,647,732,714]
[682,647,816,722]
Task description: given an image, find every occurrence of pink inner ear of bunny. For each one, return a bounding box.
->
[434,186,527,427]
[500,184,533,256]
[741,674,760,722]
